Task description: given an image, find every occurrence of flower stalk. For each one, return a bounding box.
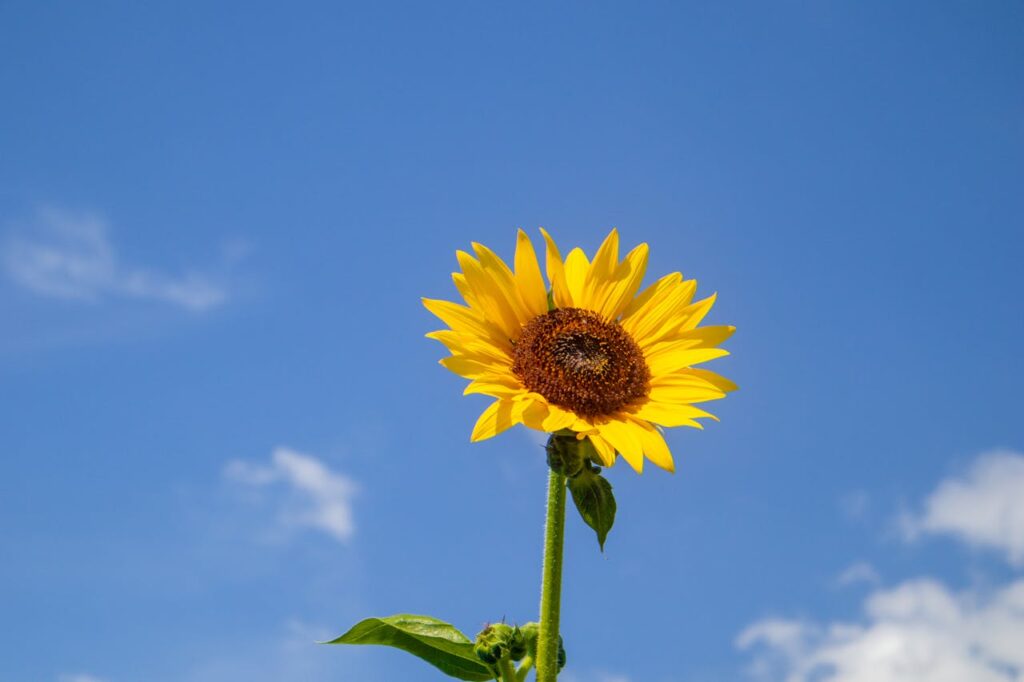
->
[515,656,534,682]
[536,467,567,681]
[498,658,518,682]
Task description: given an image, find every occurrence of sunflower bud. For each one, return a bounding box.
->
[474,623,527,666]
[520,621,539,652]
[518,622,565,671]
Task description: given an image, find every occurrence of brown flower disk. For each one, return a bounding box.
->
[512,308,650,419]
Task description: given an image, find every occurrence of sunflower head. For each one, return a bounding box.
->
[424,228,736,473]
[513,307,650,420]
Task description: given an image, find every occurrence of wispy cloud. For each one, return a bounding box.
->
[181,619,356,682]
[901,449,1024,566]
[225,447,359,543]
[738,449,1024,681]
[3,206,227,311]
[834,561,880,588]
[561,671,632,682]
[58,674,109,682]
[838,490,870,522]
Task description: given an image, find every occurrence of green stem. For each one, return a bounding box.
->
[498,658,517,682]
[536,467,567,681]
[515,656,534,682]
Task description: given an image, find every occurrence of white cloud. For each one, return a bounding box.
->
[902,450,1024,566]
[738,578,1024,682]
[738,619,812,667]
[738,449,1024,682]
[225,447,358,543]
[59,675,109,682]
[835,561,881,588]
[3,206,227,311]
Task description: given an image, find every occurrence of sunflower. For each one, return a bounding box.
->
[423,228,736,473]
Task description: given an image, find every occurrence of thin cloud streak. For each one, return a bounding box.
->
[561,672,633,682]
[3,207,227,311]
[834,561,881,588]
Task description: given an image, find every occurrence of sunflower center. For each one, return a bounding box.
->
[512,307,650,419]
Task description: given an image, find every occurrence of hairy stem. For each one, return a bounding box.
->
[499,658,517,682]
[536,468,567,681]
[515,655,534,682]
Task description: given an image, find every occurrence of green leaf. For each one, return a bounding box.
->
[567,466,617,551]
[326,614,496,681]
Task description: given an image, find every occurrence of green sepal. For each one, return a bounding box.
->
[326,614,496,681]
[567,464,617,551]
[474,623,527,665]
[546,431,585,477]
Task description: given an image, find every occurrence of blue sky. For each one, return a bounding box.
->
[2,2,1023,681]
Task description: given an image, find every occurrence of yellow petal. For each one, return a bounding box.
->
[622,272,681,320]
[542,404,577,432]
[563,247,590,306]
[465,371,524,390]
[464,380,525,398]
[645,293,720,345]
[456,250,522,339]
[472,242,535,325]
[636,423,675,472]
[634,400,714,427]
[539,227,573,308]
[440,355,509,379]
[583,228,620,295]
[510,397,532,422]
[676,293,718,332]
[596,242,649,321]
[422,298,511,351]
[514,229,549,317]
[519,399,550,431]
[587,434,617,467]
[651,371,729,391]
[571,419,595,432]
[471,241,515,279]
[425,330,511,365]
[647,384,725,406]
[621,279,697,347]
[597,418,645,473]
[645,344,730,376]
[471,399,519,442]
[681,368,739,393]
[657,325,735,350]
[451,272,476,307]
[441,347,510,370]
